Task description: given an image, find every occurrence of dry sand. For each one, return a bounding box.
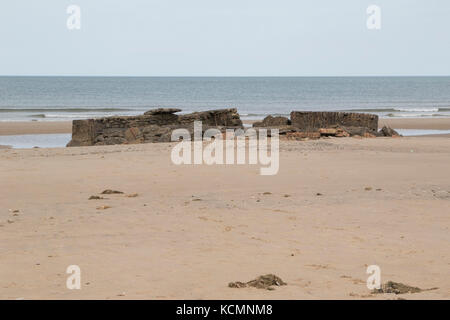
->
[0,136,449,300]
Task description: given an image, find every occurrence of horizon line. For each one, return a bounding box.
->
[1,75,450,78]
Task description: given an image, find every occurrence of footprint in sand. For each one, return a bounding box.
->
[96,205,111,210]
[305,264,332,270]
[126,193,139,198]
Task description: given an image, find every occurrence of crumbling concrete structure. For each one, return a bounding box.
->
[67,109,399,147]
[253,111,399,138]
[290,111,379,133]
[67,108,243,147]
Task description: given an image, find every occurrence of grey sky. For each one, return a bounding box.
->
[0,0,449,76]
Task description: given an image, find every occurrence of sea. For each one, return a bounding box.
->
[1,76,449,147]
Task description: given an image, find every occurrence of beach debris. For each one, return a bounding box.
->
[262,192,272,195]
[283,194,291,198]
[192,198,202,201]
[363,132,377,138]
[379,126,401,137]
[253,115,291,127]
[229,274,287,290]
[101,189,124,195]
[319,128,348,137]
[319,128,337,135]
[89,196,105,200]
[333,126,376,137]
[229,282,249,289]
[431,189,450,199]
[96,205,111,210]
[68,108,242,147]
[335,128,351,137]
[291,112,378,133]
[126,193,139,198]
[372,281,438,295]
[8,209,20,216]
[316,193,323,196]
[143,108,182,116]
[365,187,372,191]
[286,132,321,141]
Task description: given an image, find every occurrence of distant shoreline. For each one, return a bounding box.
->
[1,118,450,136]
[0,121,72,136]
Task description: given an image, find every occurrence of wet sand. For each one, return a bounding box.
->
[379,118,450,130]
[0,121,72,136]
[1,118,450,136]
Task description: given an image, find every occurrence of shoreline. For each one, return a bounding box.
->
[0,121,72,136]
[1,118,450,136]
[378,118,450,130]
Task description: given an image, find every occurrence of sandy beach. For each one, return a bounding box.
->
[0,134,449,300]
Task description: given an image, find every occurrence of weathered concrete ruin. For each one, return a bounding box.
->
[252,115,291,127]
[67,109,399,147]
[290,111,379,132]
[253,111,400,139]
[67,108,242,147]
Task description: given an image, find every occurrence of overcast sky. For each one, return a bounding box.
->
[0,0,449,76]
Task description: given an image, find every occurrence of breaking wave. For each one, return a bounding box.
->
[343,107,450,113]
